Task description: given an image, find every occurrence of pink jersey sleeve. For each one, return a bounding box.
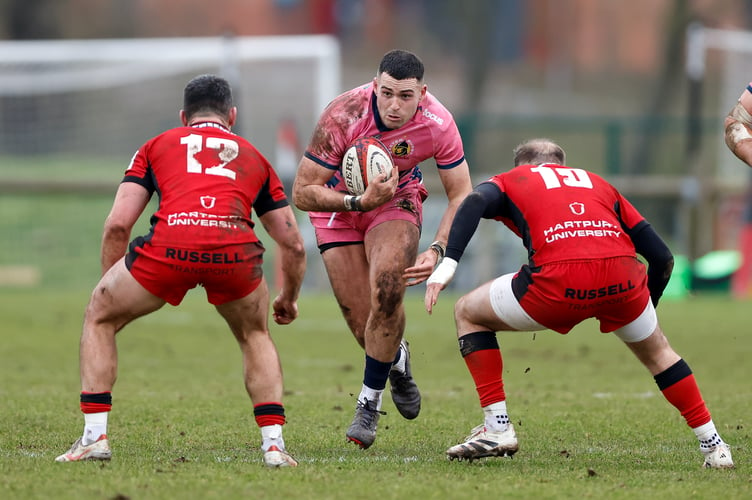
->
[418,93,465,168]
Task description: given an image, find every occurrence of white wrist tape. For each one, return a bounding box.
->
[427,257,458,286]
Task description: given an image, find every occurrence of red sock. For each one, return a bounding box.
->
[660,374,711,428]
[463,348,505,408]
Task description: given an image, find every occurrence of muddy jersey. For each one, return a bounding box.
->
[304,83,465,192]
[485,164,644,266]
[124,122,288,249]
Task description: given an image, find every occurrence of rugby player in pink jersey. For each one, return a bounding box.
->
[293,49,472,448]
[424,138,734,468]
[55,75,305,467]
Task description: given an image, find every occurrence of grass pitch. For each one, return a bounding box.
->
[0,289,748,499]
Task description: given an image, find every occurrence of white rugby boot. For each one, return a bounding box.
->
[446,423,519,462]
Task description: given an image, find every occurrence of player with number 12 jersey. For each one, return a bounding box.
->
[126,122,288,249]
[124,121,288,305]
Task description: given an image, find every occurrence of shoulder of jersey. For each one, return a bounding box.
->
[418,93,452,128]
[334,84,372,104]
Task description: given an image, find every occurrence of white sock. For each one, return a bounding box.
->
[358,385,384,411]
[483,401,510,432]
[391,341,407,374]
[261,424,285,452]
[83,412,108,445]
[693,420,724,451]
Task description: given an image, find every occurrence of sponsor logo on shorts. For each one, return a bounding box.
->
[165,248,243,264]
[564,280,635,300]
[170,265,234,275]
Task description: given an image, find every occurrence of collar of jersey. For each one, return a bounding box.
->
[190,121,230,133]
[371,92,392,133]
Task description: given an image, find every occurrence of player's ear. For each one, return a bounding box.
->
[228,106,238,127]
[179,110,188,126]
[419,84,427,101]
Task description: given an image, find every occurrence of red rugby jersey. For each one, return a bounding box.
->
[485,163,644,266]
[123,122,288,249]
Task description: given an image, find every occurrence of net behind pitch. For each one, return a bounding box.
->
[0,36,340,290]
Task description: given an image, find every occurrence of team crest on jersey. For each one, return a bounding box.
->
[569,202,585,215]
[388,138,413,159]
[200,196,216,209]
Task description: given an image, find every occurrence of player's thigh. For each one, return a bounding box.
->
[612,299,658,343]
[457,273,546,333]
[214,278,270,341]
[620,319,680,375]
[86,258,166,327]
[455,280,507,331]
[321,244,371,318]
[364,219,420,273]
[364,220,418,316]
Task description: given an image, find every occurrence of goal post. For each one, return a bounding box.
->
[0,35,341,188]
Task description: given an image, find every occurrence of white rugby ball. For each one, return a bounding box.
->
[341,136,393,195]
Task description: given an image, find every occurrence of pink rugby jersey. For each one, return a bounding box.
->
[304,83,466,192]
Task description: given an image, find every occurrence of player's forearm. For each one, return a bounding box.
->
[277,243,306,301]
[293,184,357,212]
[444,191,487,262]
[260,206,307,299]
[430,186,473,252]
[100,227,130,274]
[431,200,460,248]
[628,221,673,306]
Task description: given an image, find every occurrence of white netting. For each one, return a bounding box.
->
[0,36,340,290]
[0,35,340,184]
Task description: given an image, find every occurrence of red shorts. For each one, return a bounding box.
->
[309,183,428,247]
[513,256,650,334]
[126,237,264,305]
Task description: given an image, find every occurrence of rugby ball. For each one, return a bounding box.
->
[341,136,393,195]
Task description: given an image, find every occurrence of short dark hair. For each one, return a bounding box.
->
[183,74,233,121]
[377,49,424,81]
[513,138,566,166]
